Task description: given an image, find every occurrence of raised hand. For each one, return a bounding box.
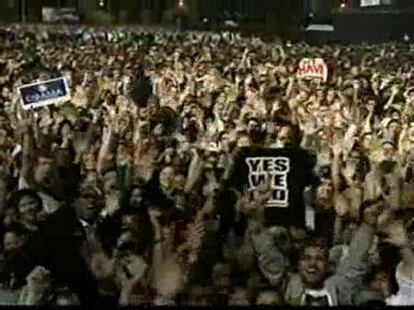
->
[303,117,320,137]
[184,150,204,193]
[148,207,162,239]
[362,199,386,228]
[383,219,408,248]
[234,181,272,221]
[118,255,148,291]
[91,252,114,281]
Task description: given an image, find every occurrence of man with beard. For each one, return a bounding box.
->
[239,186,382,306]
[283,200,383,305]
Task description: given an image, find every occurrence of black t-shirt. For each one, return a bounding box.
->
[130,75,153,107]
[228,146,316,228]
[314,206,336,247]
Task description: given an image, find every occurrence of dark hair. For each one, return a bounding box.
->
[300,236,329,260]
[386,118,401,129]
[101,164,117,177]
[106,93,117,106]
[366,263,399,295]
[130,178,147,192]
[3,223,29,239]
[36,148,55,161]
[318,165,332,179]
[120,208,154,257]
[7,189,43,213]
[359,197,384,224]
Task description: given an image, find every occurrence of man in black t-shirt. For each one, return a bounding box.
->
[129,65,153,108]
[229,146,315,228]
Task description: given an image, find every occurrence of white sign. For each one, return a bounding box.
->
[297,58,328,82]
[18,77,70,110]
[246,157,290,208]
[361,0,381,6]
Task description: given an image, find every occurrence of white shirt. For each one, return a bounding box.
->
[387,263,414,306]
[301,288,335,306]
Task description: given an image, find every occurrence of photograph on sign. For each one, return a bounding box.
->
[18,77,70,110]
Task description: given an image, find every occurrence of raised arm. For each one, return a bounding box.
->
[184,149,204,194]
[20,112,36,187]
[330,200,382,305]
[97,111,118,175]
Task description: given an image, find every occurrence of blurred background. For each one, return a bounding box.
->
[0,0,414,43]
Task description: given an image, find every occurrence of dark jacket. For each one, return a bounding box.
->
[130,74,153,107]
[1,205,100,306]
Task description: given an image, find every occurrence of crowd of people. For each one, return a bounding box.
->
[0,25,413,306]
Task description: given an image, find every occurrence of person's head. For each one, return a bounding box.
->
[116,143,130,165]
[129,183,145,209]
[8,189,43,229]
[296,89,308,102]
[159,166,175,190]
[120,208,154,255]
[3,226,26,255]
[275,125,294,148]
[298,237,329,289]
[390,110,400,120]
[406,88,414,103]
[3,206,17,229]
[102,167,118,195]
[342,148,369,186]
[0,128,9,148]
[34,149,56,189]
[368,266,395,298]
[74,185,103,223]
[326,89,336,104]
[82,150,96,173]
[361,133,373,150]
[387,119,401,136]
[381,141,397,162]
[316,176,334,205]
[173,173,186,192]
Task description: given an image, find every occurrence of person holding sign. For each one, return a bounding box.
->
[228,122,316,229]
[297,58,329,83]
